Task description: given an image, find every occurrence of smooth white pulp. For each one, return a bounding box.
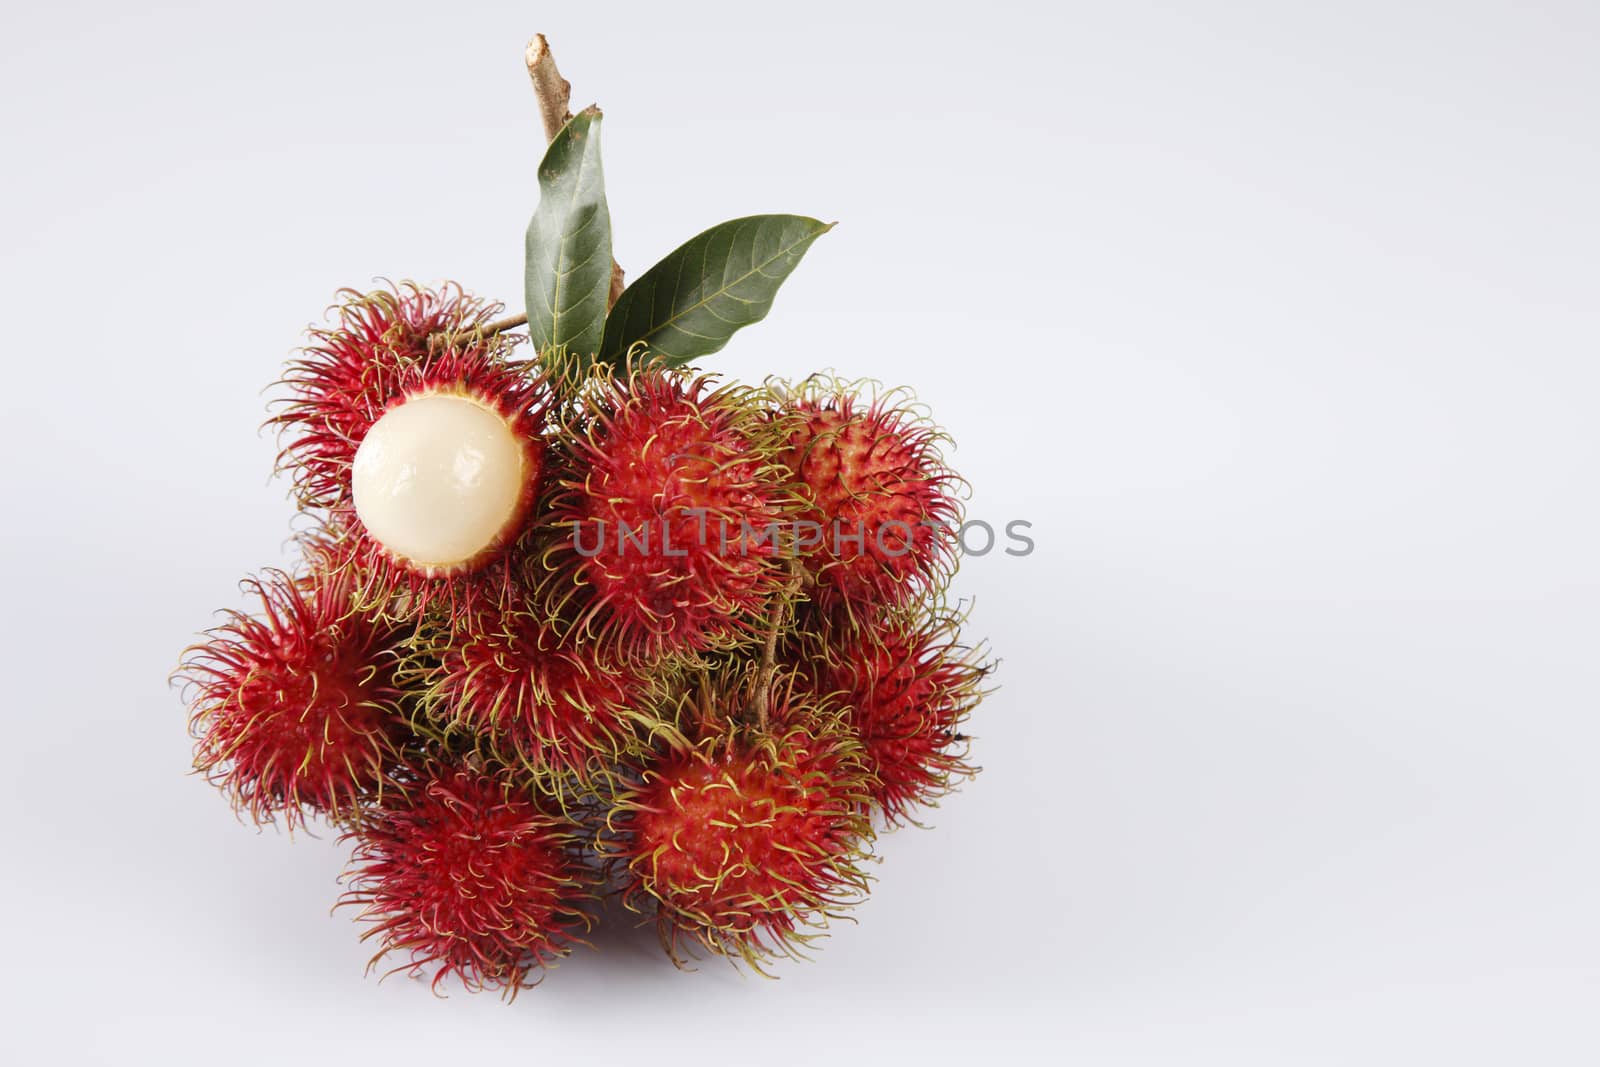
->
[351,392,527,570]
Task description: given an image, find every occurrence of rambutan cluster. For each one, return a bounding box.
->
[174,28,993,999]
[176,281,991,995]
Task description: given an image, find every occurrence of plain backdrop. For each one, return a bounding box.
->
[1,1,1595,1063]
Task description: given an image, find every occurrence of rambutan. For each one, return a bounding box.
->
[406,601,659,784]
[341,762,596,996]
[769,379,961,619]
[273,282,505,509]
[273,283,553,609]
[541,366,794,660]
[606,677,874,971]
[807,610,988,824]
[178,564,409,827]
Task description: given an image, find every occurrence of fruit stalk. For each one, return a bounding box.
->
[751,561,803,732]
[427,310,531,351]
[524,33,573,142]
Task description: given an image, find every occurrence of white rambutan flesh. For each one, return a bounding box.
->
[352,392,534,573]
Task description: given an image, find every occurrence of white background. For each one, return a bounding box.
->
[2,1,1595,1063]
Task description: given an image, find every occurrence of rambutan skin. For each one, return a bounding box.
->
[806,610,988,825]
[307,515,539,631]
[340,763,597,997]
[606,682,874,969]
[770,380,961,618]
[273,283,555,612]
[272,282,509,510]
[405,601,658,784]
[541,366,795,660]
[178,565,409,827]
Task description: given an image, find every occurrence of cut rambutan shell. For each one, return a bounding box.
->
[307,508,538,630]
[273,282,553,607]
[178,565,409,827]
[607,680,874,971]
[770,379,961,619]
[340,762,596,997]
[272,282,508,510]
[407,602,658,783]
[541,366,794,660]
[807,610,988,825]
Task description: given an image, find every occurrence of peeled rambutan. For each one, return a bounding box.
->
[607,678,874,970]
[807,609,988,824]
[178,564,409,827]
[769,379,961,618]
[406,601,658,784]
[541,366,794,660]
[340,762,596,996]
[349,382,547,578]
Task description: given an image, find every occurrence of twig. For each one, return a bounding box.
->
[750,561,803,733]
[608,259,626,309]
[753,602,785,733]
[524,34,574,142]
[427,311,529,351]
[481,311,529,335]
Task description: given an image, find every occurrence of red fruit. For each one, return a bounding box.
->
[812,611,987,824]
[543,367,792,660]
[273,283,552,612]
[608,683,873,970]
[773,381,960,618]
[341,763,595,997]
[412,603,654,782]
[273,282,506,509]
[179,565,408,827]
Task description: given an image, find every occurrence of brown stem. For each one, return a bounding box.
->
[751,562,803,733]
[481,311,529,335]
[524,34,573,142]
[753,601,785,733]
[427,311,528,351]
[608,260,626,309]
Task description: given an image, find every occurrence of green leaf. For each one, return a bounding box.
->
[599,214,833,366]
[525,106,612,357]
